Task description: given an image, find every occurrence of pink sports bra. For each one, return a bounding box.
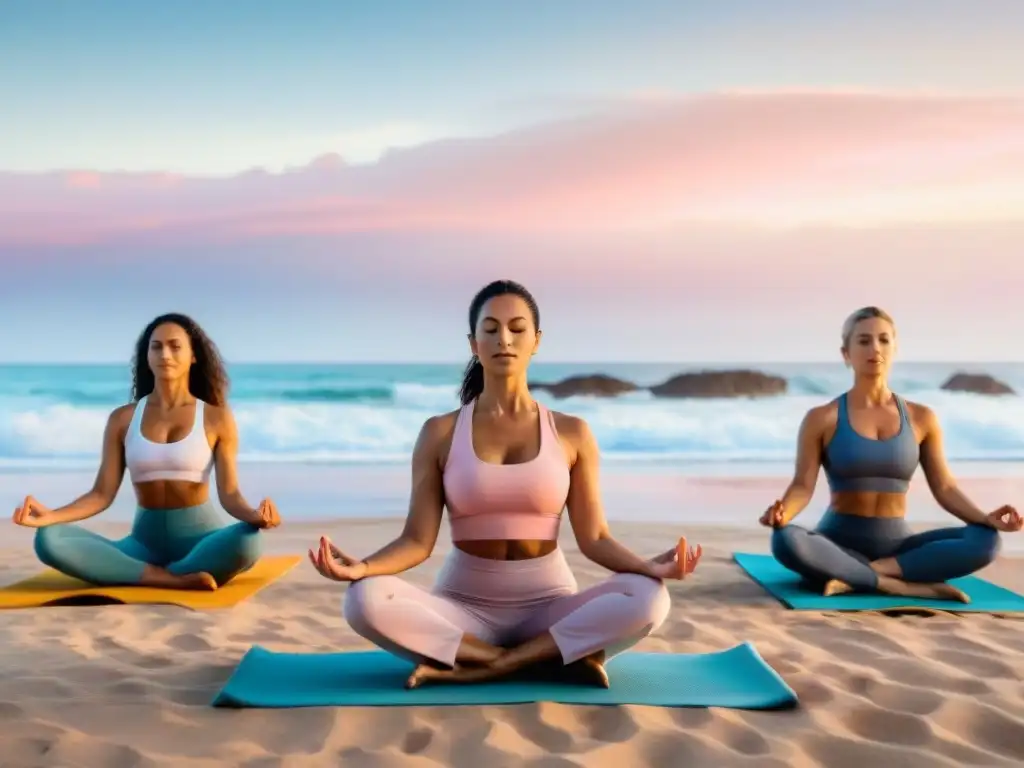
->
[442,399,571,541]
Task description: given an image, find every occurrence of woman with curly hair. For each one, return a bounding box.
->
[12,313,280,590]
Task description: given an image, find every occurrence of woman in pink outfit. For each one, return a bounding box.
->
[309,279,702,689]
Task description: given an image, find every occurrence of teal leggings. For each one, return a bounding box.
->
[34,502,262,587]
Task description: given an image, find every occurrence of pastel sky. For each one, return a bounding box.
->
[2,1,1023,363]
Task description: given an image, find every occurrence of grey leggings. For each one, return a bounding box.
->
[771,509,1002,591]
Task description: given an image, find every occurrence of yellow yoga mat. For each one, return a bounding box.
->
[0,555,302,610]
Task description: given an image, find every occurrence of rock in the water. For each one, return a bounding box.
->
[649,369,788,398]
[940,372,1015,395]
[531,374,639,398]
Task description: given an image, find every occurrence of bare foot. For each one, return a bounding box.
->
[823,579,854,596]
[406,662,442,689]
[877,576,970,603]
[406,662,504,689]
[179,572,218,591]
[869,557,902,578]
[453,636,505,667]
[139,566,218,591]
[569,652,609,688]
[929,583,971,603]
[406,651,611,690]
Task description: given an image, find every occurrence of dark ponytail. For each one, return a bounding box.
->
[459,355,485,406]
[458,279,541,406]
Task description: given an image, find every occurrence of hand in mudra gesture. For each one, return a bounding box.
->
[759,500,786,528]
[251,498,281,529]
[308,536,367,582]
[987,505,1022,532]
[647,537,703,580]
[12,496,55,528]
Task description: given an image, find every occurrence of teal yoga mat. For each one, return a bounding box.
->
[212,643,797,709]
[734,552,1024,614]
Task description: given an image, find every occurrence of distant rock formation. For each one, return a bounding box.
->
[531,369,789,399]
[940,372,1015,395]
[531,374,639,398]
[649,369,788,398]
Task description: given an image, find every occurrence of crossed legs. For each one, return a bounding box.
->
[343,572,671,687]
[771,522,1001,601]
[34,521,262,590]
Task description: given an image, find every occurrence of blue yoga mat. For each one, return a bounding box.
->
[734,552,1024,613]
[212,642,797,710]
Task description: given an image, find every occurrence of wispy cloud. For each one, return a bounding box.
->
[1,91,1022,248]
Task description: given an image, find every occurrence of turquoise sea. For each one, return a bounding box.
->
[1,361,1023,473]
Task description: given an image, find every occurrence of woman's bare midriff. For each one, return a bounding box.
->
[829,491,907,519]
[454,539,558,560]
[134,481,210,511]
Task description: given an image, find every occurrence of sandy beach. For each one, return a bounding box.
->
[2,517,1023,768]
[5,0,1024,760]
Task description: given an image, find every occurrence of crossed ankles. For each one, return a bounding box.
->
[822,573,969,603]
[138,565,218,591]
[406,649,609,689]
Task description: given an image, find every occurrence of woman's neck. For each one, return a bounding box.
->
[477,374,534,416]
[849,375,891,406]
[149,378,193,408]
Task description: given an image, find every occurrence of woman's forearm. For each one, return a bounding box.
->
[220,491,258,524]
[50,491,112,525]
[360,535,431,578]
[580,534,656,578]
[780,483,814,524]
[936,485,991,526]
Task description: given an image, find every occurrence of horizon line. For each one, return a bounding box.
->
[0,359,1021,367]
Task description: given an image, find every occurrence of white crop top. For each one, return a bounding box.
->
[124,396,214,484]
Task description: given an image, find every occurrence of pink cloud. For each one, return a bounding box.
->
[1,91,1023,247]
[64,172,104,190]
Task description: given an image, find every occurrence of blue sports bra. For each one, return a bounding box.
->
[822,393,919,494]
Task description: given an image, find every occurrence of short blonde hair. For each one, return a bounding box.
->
[842,306,896,349]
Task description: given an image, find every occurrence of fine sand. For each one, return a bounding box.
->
[2,520,1024,768]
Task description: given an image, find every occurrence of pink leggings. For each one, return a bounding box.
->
[342,547,671,668]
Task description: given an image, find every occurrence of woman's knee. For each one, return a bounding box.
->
[33,525,67,565]
[770,525,803,566]
[967,524,1002,565]
[230,523,264,565]
[607,573,672,632]
[342,576,402,635]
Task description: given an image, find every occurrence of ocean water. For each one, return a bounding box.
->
[2,361,1023,475]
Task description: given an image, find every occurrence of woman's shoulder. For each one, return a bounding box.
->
[901,398,938,430]
[802,398,841,431]
[408,409,459,469]
[199,398,231,424]
[108,402,137,429]
[548,409,592,445]
[420,408,461,446]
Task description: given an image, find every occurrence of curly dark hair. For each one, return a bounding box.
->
[130,313,230,406]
